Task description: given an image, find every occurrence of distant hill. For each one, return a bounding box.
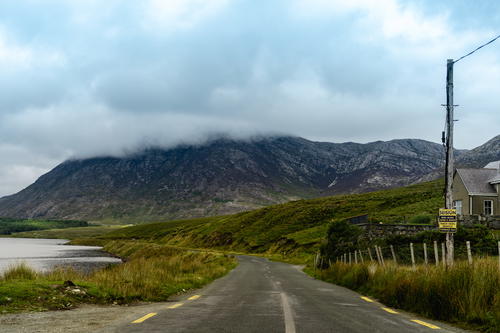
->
[95,179,445,255]
[0,135,493,222]
[456,135,500,168]
[416,135,500,182]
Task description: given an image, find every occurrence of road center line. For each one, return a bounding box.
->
[131,313,157,324]
[411,319,441,329]
[167,303,184,309]
[280,292,296,333]
[188,295,201,301]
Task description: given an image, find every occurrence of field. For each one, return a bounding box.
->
[0,241,236,313]
[11,225,126,239]
[0,218,88,235]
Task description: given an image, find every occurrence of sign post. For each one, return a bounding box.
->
[438,208,457,233]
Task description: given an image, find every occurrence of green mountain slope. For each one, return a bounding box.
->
[95,179,444,256]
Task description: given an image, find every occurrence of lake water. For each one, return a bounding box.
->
[0,238,122,274]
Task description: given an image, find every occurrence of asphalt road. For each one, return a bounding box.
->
[112,256,468,333]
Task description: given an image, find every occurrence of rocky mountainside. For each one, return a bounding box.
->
[0,136,470,222]
[456,135,500,168]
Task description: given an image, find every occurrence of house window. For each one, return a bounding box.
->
[484,200,493,215]
[453,200,462,215]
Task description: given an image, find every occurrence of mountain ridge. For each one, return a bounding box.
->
[0,135,497,222]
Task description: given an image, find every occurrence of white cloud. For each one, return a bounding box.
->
[0,31,33,68]
[0,29,66,71]
[292,0,447,45]
[143,0,230,32]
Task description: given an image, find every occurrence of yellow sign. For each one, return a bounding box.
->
[438,209,457,233]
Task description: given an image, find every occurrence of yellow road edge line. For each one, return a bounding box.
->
[167,302,184,309]
[188,295,201,301]
[360,296,374,303]
[411,319,441,329]
[381,307,398,314]
[131,312,157,324]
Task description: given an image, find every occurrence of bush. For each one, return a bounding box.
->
[408,214,432,224]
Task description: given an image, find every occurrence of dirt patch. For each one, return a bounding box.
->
[0,302,170,333]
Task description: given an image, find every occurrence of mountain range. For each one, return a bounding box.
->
[0,135,498,222]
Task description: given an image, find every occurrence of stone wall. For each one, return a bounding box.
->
[356,223,436,239]
[459,215,500,229]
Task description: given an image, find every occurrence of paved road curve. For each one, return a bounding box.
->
[112,256,467,333]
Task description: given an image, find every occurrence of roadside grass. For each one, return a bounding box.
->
[0,241,237,313]
[312,259,500,333]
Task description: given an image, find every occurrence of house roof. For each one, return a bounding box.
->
[484,161,500,169]
[456,168,497,195]
[484,161,500,184]
[490,173,500,185]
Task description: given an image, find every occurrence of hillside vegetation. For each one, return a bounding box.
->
[86,179,444,256]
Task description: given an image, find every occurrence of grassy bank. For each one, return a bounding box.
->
[312,259,500,332]
[0,241,236,313]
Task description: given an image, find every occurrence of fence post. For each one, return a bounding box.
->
[359,250,364,263]
[466,241,473,265]
[423,242,428,265]
[349,252,352,265]
[434,241,439,266]
[354,251,358,264]
[367,248,374,262]
[410,242,416,269]
[390,245,397,264]
[378,246,385,266]
[441,242,446,268]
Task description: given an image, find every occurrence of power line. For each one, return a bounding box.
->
[454,34,500,63]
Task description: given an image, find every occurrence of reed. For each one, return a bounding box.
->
[317,258,500,332]
[0,241,236,312]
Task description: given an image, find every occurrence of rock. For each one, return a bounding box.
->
[63,280,76,287]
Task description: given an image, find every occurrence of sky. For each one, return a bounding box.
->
[0,0,499,197]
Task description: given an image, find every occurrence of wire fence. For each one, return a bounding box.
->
[315,240,500,269]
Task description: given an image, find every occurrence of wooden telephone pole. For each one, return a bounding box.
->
[442,35,500,266]
[444,59,455,266]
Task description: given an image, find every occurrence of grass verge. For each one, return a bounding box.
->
[311,259,500,333]
[0,241,237,313]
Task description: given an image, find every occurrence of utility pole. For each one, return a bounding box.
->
[444,59,454,266]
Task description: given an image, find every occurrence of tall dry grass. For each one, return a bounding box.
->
[2,262,38,281]
[1,241,237,309]
[317,258,500,332]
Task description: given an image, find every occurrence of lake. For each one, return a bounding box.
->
[0,238,122,274]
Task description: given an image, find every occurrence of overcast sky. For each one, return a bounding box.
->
[0,0,499,196]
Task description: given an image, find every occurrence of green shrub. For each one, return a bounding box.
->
[408,214,432,224]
